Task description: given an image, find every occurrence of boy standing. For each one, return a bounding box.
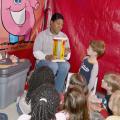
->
[79,40,105,92]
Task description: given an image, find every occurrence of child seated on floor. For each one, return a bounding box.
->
[59,73,89,110]
[56,86,89,120]
[16,66,55,115]
[100,72,120,114]
[69,73,105,119]
[68,73,89,95]
[79,40,105,92]
[89,72,120,118]
[106,90,120,120]
[18,84,60,120]
[63,73,104,120]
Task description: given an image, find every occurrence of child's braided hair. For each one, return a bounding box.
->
[30,84,60,120]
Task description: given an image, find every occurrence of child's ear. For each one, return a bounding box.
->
[93,51,98,56]
[50,21,53,26]
[94,51,97,56]
[108,86,112,92]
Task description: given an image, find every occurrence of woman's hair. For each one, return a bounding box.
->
[63,87,89,120]
[30,84,60,120]
[26,66,55,103]
[51,13,64,22]
[109,90,120,116]
[90,40,105,57]
[103,72,120,93]
[69,73,89,95]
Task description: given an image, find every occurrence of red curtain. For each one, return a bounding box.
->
[52,0,120,92]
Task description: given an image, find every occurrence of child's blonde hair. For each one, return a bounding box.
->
[109,90,120,115]
[90,40,105,57]
[103,72,120,92]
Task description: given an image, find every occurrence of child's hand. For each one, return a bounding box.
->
[89,102,103,112]
[89,93,102,104]
[93,104,103,112]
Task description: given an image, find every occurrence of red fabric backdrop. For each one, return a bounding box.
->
[52,0,120,92]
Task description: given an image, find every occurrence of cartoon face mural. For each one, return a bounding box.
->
[1,0,39,43]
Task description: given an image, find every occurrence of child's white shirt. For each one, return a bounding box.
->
[17,114,31,120]
[17,91,31,114]
[55,110,69,120]
[18,111,69,120]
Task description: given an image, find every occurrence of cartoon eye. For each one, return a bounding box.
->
[14,0,22,4]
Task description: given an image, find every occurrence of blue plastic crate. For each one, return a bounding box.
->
[0,113,8,120]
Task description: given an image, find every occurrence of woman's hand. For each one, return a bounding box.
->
[64,48,70,57]
[45,55,54,61]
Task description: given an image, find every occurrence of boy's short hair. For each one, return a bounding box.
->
[51,13,64,22]
[109,90,120,115]
[90,40,105,57]
[104,72,120,92]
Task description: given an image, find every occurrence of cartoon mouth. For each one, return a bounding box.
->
[11,8,25,25]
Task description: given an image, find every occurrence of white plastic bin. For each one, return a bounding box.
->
[0,59,31,109]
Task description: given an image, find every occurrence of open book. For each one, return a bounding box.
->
[52,37,67,62]
[52,59,66,62]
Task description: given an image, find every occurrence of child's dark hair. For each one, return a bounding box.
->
[30,84,60,120]
[64,87,89,120]
[69,73,89,95]
[51,13,64,22]
[26,66,55,104]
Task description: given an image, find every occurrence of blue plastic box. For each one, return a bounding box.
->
[0,59,31,109]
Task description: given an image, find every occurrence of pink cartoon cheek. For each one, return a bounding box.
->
[1,0,37,43]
